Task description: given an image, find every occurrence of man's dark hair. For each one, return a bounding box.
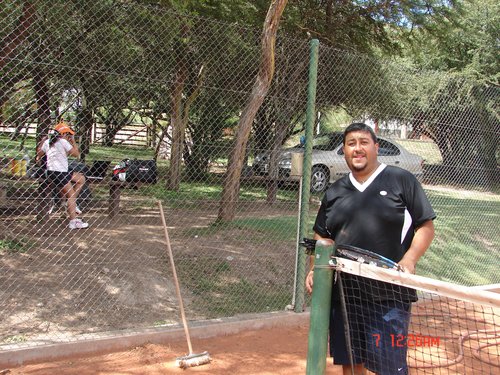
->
[343,123,378,144]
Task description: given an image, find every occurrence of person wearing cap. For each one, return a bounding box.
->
[37,122,89,229]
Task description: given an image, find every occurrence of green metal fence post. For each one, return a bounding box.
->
[306,241,335,375]
[294,38,319,313]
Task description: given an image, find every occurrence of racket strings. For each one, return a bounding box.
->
[336,246,402,270]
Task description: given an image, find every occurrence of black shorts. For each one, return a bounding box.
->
[46,170,72,190]
[330,298,412,374]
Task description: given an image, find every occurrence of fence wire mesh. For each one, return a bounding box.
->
[1,0,499,353]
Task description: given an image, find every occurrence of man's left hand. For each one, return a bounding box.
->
[397,259,416,274]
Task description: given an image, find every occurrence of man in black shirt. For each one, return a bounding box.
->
[306,123,435,375]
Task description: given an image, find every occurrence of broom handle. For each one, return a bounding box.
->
[158,201,194,355]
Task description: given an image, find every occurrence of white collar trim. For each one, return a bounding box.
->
[349,163,387,192]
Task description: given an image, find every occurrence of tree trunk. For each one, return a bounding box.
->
[103,122,117,147]
[78,106,93,162]
[266,125,287,204]
[0,1,36,113]
[155,124,172,160]
[218,0,288,222]
[253,102,273,153]
[0,1,36,71]
[76,83,94,161]
[9,104,32,141]
[167,63,188,190]
[32,66,51,147]
[265,57,308,203]
[168,64,205,190]
[167,22,191,191]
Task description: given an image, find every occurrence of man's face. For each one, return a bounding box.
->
[343,130,379,173]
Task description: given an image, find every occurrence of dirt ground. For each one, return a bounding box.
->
[6,323,345,375]
[5,316,497,375]
[2,191,498,374]
[0,197,304,346]
[6,293,499,375]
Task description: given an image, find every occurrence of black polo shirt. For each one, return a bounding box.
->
[313,164,436,301]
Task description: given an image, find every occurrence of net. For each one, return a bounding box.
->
[330,257,500,374]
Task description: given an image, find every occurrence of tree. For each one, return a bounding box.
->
[0,1,36,72]
[408,0,498,81]
[261,41,309,203]
[0,1,37,144]
[243,0,464,203]
[165,0,263,190]
[218,0,288,222]
[280,0,459,54]
[397,0,499,186]
[167,20,205,190]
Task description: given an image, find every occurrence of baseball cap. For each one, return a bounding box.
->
[54,122,75,135]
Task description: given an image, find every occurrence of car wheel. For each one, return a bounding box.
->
[310,166,329,193]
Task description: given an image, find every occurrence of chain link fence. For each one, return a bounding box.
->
[1,1,498,353]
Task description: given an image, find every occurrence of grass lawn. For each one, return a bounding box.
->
[397,139,442,164]
[419,187,500,286]
[177,186,499,288]
[177,186,499,289]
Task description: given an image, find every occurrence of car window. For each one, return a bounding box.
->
[336,139,401,156]
[327,134,343,149]
[378,139,400,156]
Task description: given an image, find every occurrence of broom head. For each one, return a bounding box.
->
[176,351,211,369]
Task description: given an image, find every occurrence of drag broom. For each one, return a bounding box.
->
[158,201,211,369]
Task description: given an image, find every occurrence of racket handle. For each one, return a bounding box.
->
[299,237,317,254]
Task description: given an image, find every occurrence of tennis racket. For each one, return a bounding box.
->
[335,244,403,271]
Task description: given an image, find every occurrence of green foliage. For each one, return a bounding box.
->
[409,0,499,83]
[364,57,498,187]
[0,238,31,254]
[189,0,260,25]
[174,187,498,315]
[178,187,499,287]
[0,135,35,157]
[283,0,460,55]
[318,108,353,134]
[87,144,157,164]
[0,134,156,163]
[3,0,488,182]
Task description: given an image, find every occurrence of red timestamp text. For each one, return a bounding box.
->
[372,334,440,347]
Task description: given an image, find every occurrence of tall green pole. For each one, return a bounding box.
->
[306,241,334,375]
[294,39,319,313]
